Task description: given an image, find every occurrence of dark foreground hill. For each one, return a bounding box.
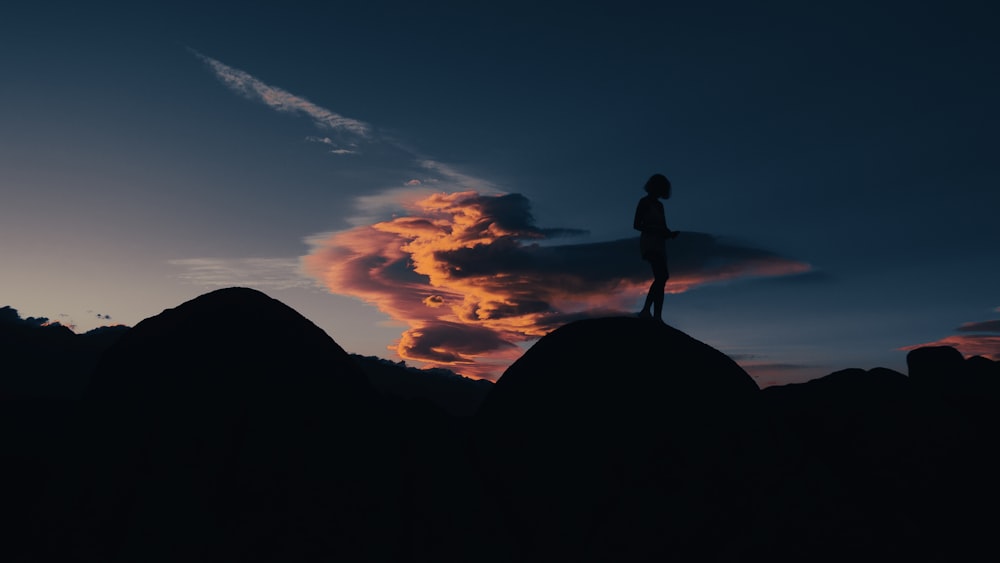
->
[473,317,761,561]
[470,322,1000,562]
[1,288,999,562]
[0,307,128,400]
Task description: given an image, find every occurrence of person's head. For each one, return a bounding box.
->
[644,173,671,199]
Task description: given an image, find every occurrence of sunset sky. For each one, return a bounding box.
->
[3,1,998,384]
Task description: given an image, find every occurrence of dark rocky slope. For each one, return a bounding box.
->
[2,290,999,562]
[473,317,764,561]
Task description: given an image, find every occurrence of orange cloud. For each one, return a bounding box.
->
[302,191,810,379]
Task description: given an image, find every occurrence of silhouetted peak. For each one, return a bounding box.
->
[136,286,300,330]
[475,317,758,444]
[66,288,399,561]
[88,286,369,400]
[472,317,760,560]
[481,317,757,413]
[180,285,277,307]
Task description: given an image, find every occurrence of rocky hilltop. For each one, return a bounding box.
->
[1,288,998,562]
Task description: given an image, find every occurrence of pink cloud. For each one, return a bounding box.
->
[302,191,810,379]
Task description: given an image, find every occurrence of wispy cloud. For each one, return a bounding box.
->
[190,50,505,229]
[344,160,502,227]
[190,50,498,212]
[958,320,1000,332]
[306,136,359,155]
[169,258,312,290]
[191,49,370,150]
[302,190,810,379]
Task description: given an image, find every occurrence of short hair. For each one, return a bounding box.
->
[644,173,671,195]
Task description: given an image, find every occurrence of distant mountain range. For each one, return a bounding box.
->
[2,287,998,562]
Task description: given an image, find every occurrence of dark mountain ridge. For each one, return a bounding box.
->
[1,306,129,400]
[1,288,998,561]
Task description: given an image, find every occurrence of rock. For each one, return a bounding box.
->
[906,345,966,384]
[966,354,1000,379]
[472,317,759,561]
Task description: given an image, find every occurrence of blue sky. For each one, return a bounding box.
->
[2,1,998,384]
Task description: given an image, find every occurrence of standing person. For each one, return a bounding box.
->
[634,173,679,322]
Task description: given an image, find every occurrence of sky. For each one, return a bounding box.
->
[2,1,998,385]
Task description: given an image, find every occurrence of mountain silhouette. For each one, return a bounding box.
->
[1,310,128,560]
[39,287,403,562]
[756,360,1000,561]
[0,308,127,399]
[3,289,1000,562]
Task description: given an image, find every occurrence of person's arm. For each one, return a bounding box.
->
[663,220,679,239]
[659,202,680,238]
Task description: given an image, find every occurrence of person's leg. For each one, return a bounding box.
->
[639,291,654,318]
[639,255,668,319]
[650,256,669,321]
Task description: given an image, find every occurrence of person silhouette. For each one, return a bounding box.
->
[634,173,679,322]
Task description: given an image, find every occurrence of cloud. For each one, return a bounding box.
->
[416,160,497,192]
[306,136,359,155]
[302,190,810,379]
[957,320,1000,332]
[86,309,112,321]
[344,160,505,228]
[169,258,312,290]
[189,50,812,379]
[423,295,445,307]
[190,52,504,196]
[192,50,369,151]
[190,49,506,231]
